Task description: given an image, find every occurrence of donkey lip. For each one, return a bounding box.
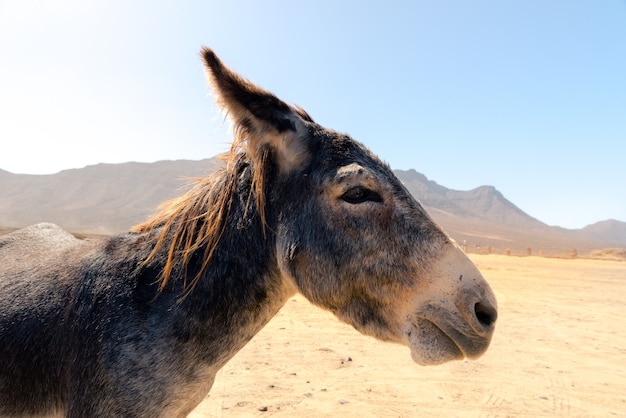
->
[425,313,493,359]
[409,303,494,362]
[406,319,463,365]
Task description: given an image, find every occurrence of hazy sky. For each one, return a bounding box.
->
[1,1,625,229]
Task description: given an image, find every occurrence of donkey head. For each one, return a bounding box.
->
[202,49,497,365]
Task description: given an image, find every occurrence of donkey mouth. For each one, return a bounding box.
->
[406,319,464,365]
[406,307,494,366]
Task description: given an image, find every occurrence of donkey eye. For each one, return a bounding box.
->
[341,187,383,204]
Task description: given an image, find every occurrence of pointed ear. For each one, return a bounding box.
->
[201,48,314,172]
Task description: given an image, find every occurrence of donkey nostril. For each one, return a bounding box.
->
[474,302,497,328]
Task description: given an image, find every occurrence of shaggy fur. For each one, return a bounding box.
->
[0,48,496,417]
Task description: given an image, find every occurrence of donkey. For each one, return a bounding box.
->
[0,48,497,417]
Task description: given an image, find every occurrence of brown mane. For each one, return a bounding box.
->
[133,47,315,294]
[132,135,271,293]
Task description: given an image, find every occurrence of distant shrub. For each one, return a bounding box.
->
[588,248,626,261]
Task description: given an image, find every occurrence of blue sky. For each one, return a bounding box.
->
[1,1,624,229]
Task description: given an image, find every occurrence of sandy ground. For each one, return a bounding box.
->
[189,254,626,417]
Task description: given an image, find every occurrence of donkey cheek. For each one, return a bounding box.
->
[282,249,339,307]
[335,299,404,343]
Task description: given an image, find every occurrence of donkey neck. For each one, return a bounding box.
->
[174,240,296,371]
[158,166,297,368]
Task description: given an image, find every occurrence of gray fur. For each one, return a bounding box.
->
[0,49,497,417]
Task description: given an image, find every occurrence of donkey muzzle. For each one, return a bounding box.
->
[405,245,498,365]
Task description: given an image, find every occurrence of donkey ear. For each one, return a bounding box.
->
[201,48,313,172]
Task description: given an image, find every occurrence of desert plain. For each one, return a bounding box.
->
[189,254,626,417]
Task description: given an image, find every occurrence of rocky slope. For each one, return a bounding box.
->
[1,160,623,255]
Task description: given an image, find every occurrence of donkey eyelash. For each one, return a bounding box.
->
[341,187,383,204]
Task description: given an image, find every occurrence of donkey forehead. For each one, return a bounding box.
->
[315,163,378,193]
[319,159,391,189]
[309,133,392,180]
[335,163,373,180]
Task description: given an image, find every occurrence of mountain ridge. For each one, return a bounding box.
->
[1,159,623,255]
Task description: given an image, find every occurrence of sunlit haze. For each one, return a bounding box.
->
[1,1,624,229]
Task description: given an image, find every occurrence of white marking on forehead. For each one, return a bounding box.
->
[329,163,379,191]
[336,163,367,178]
[332,163,379,189]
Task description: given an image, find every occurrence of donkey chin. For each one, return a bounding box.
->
[403,245,498,366]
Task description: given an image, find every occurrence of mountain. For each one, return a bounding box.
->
[394,170,622,255]
[396,170,546,230]
[575,220,626,247]
[0,159,219,234]
[1,160,623,256]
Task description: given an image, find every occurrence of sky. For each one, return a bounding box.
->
[1,1,625,229]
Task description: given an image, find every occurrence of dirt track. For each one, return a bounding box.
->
[190,254,626,417]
